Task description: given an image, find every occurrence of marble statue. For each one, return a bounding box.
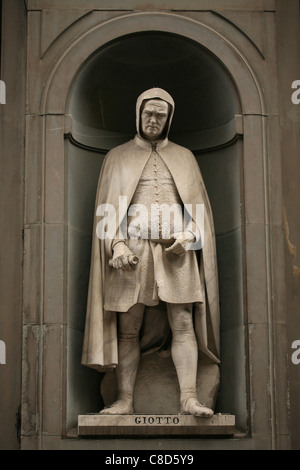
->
[81,88,220,418]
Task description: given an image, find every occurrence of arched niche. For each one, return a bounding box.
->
[67,32,239,152]
[65,31,247,433]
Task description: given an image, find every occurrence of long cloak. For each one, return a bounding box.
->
[81,135,220,370]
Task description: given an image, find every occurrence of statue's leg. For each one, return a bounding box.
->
[166,303,213,418]
[100,303,145,415]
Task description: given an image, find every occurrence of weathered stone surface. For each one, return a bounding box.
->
[267,116,284,227]
[42,325,63,435]
[245,223,268,325]
[25,115,43,225]
[273,323,290,438]
[42,12,263,115]
[31,433,259,450]
[270,224,287,325]
[25,0,276,11]
[243,116,265,225]
[218,327,248,432]
[23,225,41,324]
[40,9,92,57]
[248,323,272,436]
[215,11,265,56]
[22,326,40,436]
[45,115,65,224]
[21,436,40,450]
[44,224,64,324]
[0,0,26,451]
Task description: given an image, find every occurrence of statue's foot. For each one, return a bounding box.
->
[181,397,213,418]
[99,399,134,415]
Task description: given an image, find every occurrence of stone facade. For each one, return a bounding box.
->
[0,0,299,450]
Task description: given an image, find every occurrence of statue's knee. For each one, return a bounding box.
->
[172,316,194,337]
[168,304,194,334]
[118,331,139,342]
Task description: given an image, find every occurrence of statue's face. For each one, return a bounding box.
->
[141,99,169,141]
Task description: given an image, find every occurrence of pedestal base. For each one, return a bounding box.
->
[78,414,235,437]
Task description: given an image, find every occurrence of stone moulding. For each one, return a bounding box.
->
[40,11,264,115]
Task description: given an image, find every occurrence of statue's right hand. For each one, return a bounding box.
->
[111,242,136,271]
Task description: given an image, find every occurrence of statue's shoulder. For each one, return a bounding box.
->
[165,140,195,159]
[106,139,136,160]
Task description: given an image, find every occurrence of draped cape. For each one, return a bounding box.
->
[81,88,220,370]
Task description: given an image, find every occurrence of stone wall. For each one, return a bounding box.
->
[0,0,26,450]
[0,0,299,450]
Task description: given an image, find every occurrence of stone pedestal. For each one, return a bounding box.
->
[78,414,235,437]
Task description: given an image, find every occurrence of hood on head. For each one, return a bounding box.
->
[136,88,175,139]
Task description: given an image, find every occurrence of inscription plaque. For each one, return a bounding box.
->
[78,414,235,437]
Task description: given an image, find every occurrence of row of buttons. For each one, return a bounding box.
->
[152,146,162,232]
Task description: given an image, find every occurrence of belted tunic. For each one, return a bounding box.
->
[104,141,204,312]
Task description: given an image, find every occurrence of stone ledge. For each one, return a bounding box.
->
[78,414,235,437]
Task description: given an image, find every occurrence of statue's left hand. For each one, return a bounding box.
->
[165,231,195,256]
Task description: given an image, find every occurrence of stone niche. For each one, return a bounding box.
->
[65,31,247,434]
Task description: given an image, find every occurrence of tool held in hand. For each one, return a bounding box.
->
[109,255,139,267]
